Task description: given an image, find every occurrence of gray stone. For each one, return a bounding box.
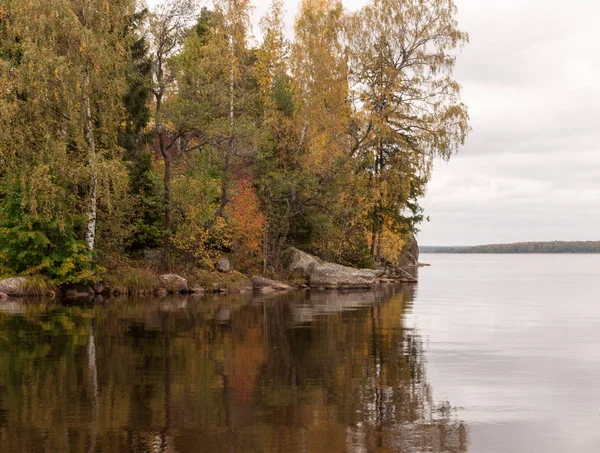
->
[281,247,387,290]
[159,274,189,293]
[215,256,231,273]
[398,232,420,267]
[92,283,104,294]
[281,247,323,278]
[71,284,95,295]
[0,277,28,296]
[309,263,380,289]
[65,289,92,299]
[190,284,205,294]
[251,275,293,291]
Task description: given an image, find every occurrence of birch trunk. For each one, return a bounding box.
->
[83,69,98,251]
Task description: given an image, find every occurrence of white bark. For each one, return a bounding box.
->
[83,70,97,251]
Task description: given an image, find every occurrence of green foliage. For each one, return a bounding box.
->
[0,0,469,280]
[0,191,95,284]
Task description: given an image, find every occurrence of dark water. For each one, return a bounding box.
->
[3,254,597,452]
[0,283,465,452]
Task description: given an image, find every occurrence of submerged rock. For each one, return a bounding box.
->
[159,274,189,293]
[0,292,8,300]
[251,275,293,292]
[190,284,206,294]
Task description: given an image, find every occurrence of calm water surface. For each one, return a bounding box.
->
[1,254,599,452]
[415,254,600,453]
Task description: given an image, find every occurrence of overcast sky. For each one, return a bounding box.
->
[147,0,600,246]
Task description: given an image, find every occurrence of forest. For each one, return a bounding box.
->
[0,0,468,285]
[420,241,600,254]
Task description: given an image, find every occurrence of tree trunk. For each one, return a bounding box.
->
[83,69,97,252]
[155,86,171,267]
[162,151,172,260]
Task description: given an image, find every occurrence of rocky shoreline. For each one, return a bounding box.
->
[0,247,418,300]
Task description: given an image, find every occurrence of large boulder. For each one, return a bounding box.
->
[309,263,381,289]
[0,277,53,296]
[398,232,420,267]
[282,247,385,289]
[159,274,189,293]
[281,247,323,278]
[0,277,28,296]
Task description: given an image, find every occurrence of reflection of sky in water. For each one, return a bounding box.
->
[413,254,600,452]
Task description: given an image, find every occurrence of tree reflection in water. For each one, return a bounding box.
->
[0,285,468,453]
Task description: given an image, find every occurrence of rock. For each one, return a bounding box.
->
[281,247,387,290]
[215,256,231,273]
[65,289,92,299]
[0,277,28,296]
[155,288,168,297]
[281,247,323,278]
[398,232,420,267]
[72,284,95,295]
[309,263,381,289]
[159,274,189,293]
[92,283,104,294]
[251,275,293,292]
[190,284,205,294]
[93,295,105,304]
[0,292,8,301]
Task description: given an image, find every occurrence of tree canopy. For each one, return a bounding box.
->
[0,0,469,282]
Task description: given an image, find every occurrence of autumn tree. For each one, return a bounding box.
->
[347,0,470,263]
[0,0,135,282]
[148,0,199,264]
[164,0,259,264]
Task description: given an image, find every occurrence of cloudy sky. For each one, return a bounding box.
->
[147,0,600,246]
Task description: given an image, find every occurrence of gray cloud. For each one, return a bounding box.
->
[420,0,600,245]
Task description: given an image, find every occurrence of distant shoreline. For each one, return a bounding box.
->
[420,241,600,254]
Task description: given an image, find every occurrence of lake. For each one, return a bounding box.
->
[1,254,599,452]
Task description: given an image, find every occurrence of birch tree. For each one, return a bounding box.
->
[347,0,470,262]
[0,0,134,280]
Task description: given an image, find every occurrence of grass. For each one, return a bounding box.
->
[21,275,56,296]
[182,269,252,293]
[102,266,160,296]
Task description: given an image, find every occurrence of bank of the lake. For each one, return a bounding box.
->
[0,247,419,300]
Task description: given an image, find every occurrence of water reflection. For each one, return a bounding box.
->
[0,286,468,452]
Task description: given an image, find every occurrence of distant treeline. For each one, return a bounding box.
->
[420,242,600,254]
